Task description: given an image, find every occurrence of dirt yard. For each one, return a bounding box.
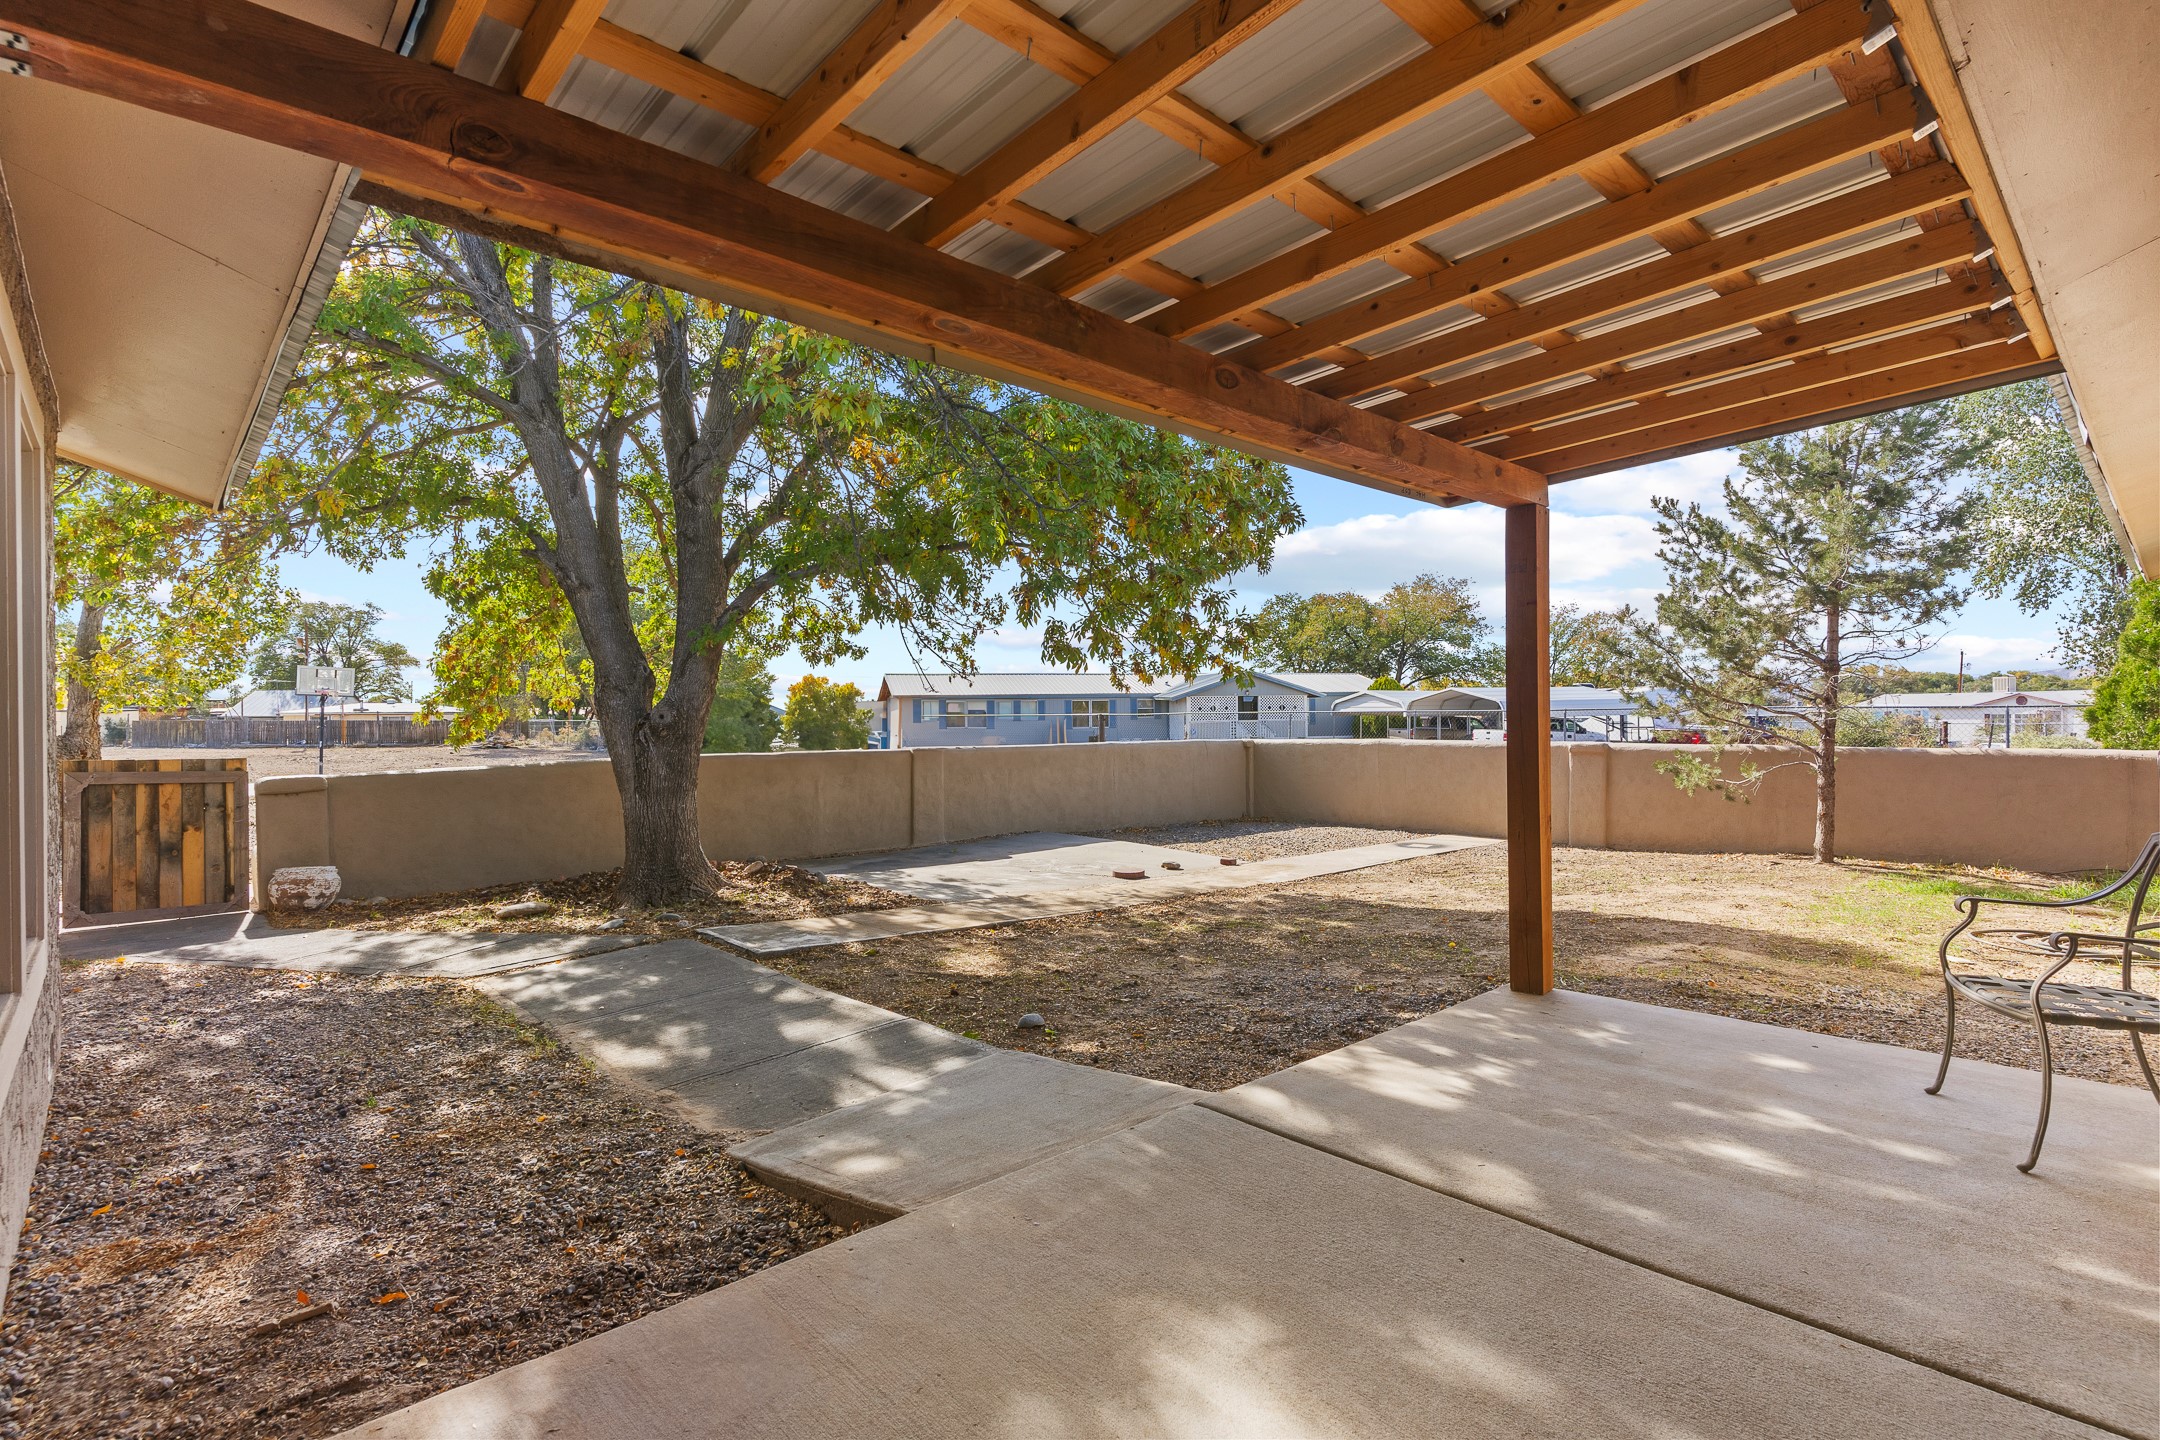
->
[269,863,906,943]
[2,963,852,1440]
[772,836,2148,1091]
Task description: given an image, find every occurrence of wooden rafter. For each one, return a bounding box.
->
[1235,89,1922,374]
[503,0,606,100]
[9,0,1547,510]
[1536,338,2050,480]
[907,0,1301,249]
[733,0,971,183]
[1435,267,2004,445]
[1501,312,2015,465]
[411,0,489,69]
[1032,0,1653,297]
[1318,161,1972,401]
[1156,0,1877,340]
[1381,218,1984,426]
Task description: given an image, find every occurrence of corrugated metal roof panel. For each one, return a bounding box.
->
[1022,119,1213,231]
[946,220,1059,277]
[1312,90,1525,211]
[1498,235,1669,305]
[1178,0,1419,141]
[1570,282,1722,340]
[1261,257,1411,327]
[1539,0,1792,109]
[882,672,1169,697]
[1750,216,1919,282]
[772,150,926,230]
[1155,198,1325,284]
[1350,300,1482,360]
[1627,69,1846,178]
[1422,173,1606,261]
[1790,269,1948,323]
[846,21,1069,174]
[1698,151,1884,233]
[1056,0,1196,56]
[706,0,881,97]
[1618,321,1758,369]
[1074,274,1176,321]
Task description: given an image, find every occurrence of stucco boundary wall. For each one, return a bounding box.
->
[1252,741,2160,875]
[254,742,1249,900]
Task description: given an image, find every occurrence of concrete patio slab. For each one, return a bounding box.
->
[337,1104,2102,1440]
[473,940,989,1133]
[729,1050,1198,1218]
[707,832,1497,954]
[1208,987,2160,1438]
[60,911,642,976]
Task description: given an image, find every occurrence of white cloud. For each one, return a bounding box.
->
[1550,448,1736,517]
[1255,505,1660,595]
[1933,633,2062,669]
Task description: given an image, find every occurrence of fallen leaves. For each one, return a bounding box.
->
[373,1291,408,1306]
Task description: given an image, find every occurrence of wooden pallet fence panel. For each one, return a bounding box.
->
[204,764,228,907]
[181,759,207,906]
[61,759,251,920]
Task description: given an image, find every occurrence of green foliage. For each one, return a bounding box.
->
[274,213,1300,899]
[1549,604,1630,686]
[1837,708,1937,748]
[705,653,780,753]
[2086,578,2160,748]
[53,463,294,722]
[1617,407,1981,857]
[1959,379,2132,676]
[1252,574,1493,685]
[782,676,871,750]
[249,600,421,702]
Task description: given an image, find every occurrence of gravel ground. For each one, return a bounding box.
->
[270,864,906,943]
[1084,819,1427,862]
[775,843,2149,1091]
[3,962,851,1440]
[104,744,591,778]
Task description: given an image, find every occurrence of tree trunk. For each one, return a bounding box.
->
[1814,736,1836,863]
[601,686,722,908]
[1814,600,1841,864]
[54,602,105,762]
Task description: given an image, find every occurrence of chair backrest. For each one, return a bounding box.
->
[2120,832,2160,940]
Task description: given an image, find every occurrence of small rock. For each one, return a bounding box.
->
[1219,856,1239,866]
[595,917,626,933]
[1111,868,1147,880]
[494,900,555,919]
[656,911,686,924]
[366,896,388,905]
[1161,861,1183,871]
[267,866,341,912]
[1016,1013,1046,1030]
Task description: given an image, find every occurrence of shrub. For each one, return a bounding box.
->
[1838,709,1936,748]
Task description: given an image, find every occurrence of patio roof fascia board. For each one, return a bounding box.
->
[1030,0,1655,298]
[10,0,1548,510]
[1153,0,1880,342]
[1230,85,1926,374]
[1534,338,2054,479]
[1316,159,1972,403]
[1383,214,1985,427]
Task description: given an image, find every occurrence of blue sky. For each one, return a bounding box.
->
[279,446,2068,699]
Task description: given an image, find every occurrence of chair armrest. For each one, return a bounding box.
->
[2046,931,2160,965]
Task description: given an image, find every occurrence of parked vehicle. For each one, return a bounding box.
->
[1471,716,1610,744]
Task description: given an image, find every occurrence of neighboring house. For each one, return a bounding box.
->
[1866,676,2091,744]
[218,689,436,719]
[876,672,1372,748]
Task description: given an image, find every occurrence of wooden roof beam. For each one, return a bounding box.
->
[1235,87,1922,374]
[1534,337,2051,480]
[1432,266,2004,444]
[907,0,1302,249]
[1032,0,1654,297]
[1499,311,2015,465]
[732,0,971,183]
[1153,0,1878,340]
[503,0,606,100]
[1380,216,1983,425]
[9,0,1547,511]
[1317,160,1970,401]
[412,0,490,69]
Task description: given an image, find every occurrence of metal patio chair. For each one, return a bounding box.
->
[1928,832,2160,1172]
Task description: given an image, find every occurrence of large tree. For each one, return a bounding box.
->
[1960,379,2133,676]
[1620,408,1980,862]
[249,599,421,702]
[53,464,293,759]
[1253,574,1493,685]
[2086,579,2160,748]
[782,676,872,751]
[282,215,1299,904]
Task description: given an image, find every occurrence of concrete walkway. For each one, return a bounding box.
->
[703,831,1497,954]
[332,988,2152,1440]
[58,911,641,976]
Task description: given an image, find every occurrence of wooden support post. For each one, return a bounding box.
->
[1505,502,1554,995]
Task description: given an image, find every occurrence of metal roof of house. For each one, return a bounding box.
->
[877,672,1168,700]
[1868,690,2091,709]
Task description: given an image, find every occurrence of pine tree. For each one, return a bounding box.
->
[1619,407,1980,861]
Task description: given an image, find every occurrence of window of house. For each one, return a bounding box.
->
[1238,694,1259,721]
[1132,696,1158,716]
[942,699,990,727]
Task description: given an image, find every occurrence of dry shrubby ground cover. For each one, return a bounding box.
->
[3,964,851,1440]
[775,825,2145,1091]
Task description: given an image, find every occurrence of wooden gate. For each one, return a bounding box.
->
[60,759,250,923]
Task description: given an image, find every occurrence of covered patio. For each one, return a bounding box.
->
[1,0,2156,1433]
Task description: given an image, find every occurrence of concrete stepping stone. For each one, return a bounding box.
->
[473,940,987,1133]
[728,1050,1197,1220]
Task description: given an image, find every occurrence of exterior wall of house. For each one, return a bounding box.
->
[0,156,60,1319]
[891,692,1171,749]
